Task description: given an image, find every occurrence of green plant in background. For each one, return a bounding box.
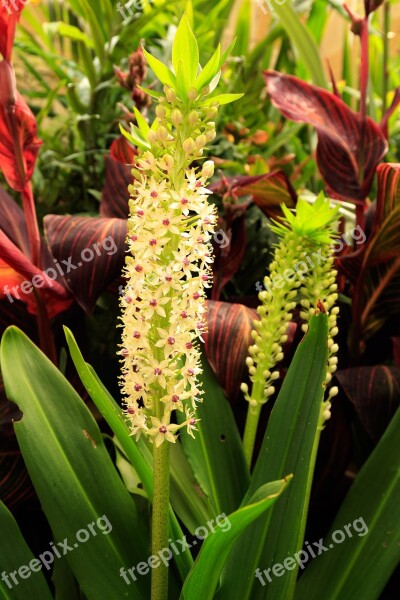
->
[242,194,340,466]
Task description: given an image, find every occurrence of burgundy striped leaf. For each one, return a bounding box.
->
[0,62,42,192]
[204,300,258,403]
[337,366,400,441]
[0,184,29,255]
[373,163,400,232]
[347,164,400,342]
[100,155,133,219]
[210,170,297,218]
[44,215,127,312]
[264,71,388,201]
[211,205,247,300]
[109,135,137,165]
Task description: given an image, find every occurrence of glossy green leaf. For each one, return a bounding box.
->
[195,45,221,91]
[216,312,329,600]
[172,14,199,88]
[178,354,250,517]
[272,3,327,88]
[0,502,53,600]
[64,327,194,581]
[0,326,149,599]
[296,403,400,600]
[142,47,176,88]
[181,478,291,600]
[200,93,243,106]
[119,123,150,151]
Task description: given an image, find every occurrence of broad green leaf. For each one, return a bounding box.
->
[195,45,221,92]
[181,478,291,600]
[199,93,243,106]
[272,3,327,88]
[142,47,176,88]
[216,312,329,600]
[178,354,250,517]
[0,502,53,600]
[0,326,149,599]
[296,403,400,600]
[52,559,81,600]
[64,327,193,581]
[172,14,199,88]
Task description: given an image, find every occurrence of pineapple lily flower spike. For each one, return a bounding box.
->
[118,15,242,600]
[242,194,341,467]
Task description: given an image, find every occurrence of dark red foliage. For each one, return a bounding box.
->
[264,71,388,201]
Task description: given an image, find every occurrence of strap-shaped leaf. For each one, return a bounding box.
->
[296,403,400,599]
[0,326,149,599]
[0,501,53,600]
[181,478,291,600]
[172,14,199,89]
[216,312,329,600]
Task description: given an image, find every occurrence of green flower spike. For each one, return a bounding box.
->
[242,193,340,468]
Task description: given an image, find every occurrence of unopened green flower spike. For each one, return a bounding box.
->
[242,193,340,468]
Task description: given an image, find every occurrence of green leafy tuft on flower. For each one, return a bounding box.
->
[270,192,340,245]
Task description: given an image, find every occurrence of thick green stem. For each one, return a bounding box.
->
[151,440,170,600]
[243,400,262,469]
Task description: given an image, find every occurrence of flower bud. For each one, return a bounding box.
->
[182,137,196,154]
[205,128,216,142]
[171,109,183,126]
[196,134,207,149]
[188,110,199,126]
[164,86,176,103]
[157,126,169,141]
[156,104,166,119]
[188,87,198,102]
[201,160,214,179]
[206,107,218,119]
[148,130,158,144]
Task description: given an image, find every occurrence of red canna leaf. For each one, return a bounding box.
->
[100,155,133,219]
[44,215,127,312]
[109,136,137,165]
[264,71,388,201]
[337,366,400,441]
[0,2,23,61]
[0,183,29,254]
[210,170,297,218]
[0,61,42,191]
[211,205,247,300]
[204,300,258,403]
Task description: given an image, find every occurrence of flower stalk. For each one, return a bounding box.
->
[242,195,340,467]
[118,16,242,600]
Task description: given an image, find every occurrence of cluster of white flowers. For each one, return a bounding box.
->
[119,153,216,446]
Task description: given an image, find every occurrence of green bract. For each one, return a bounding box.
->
[270,193,340,245]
